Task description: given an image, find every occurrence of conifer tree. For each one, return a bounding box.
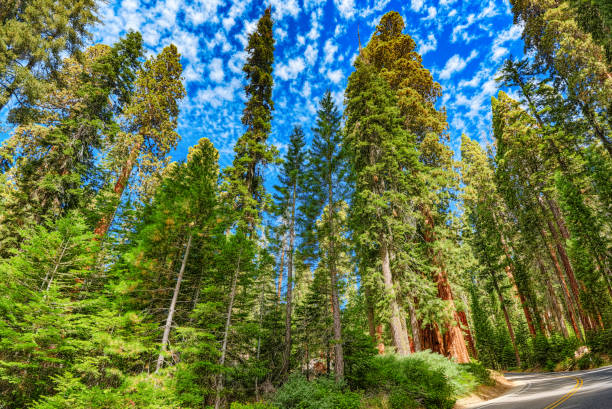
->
[274,126,305,374]
[0,0,98,110]
[345,62,421,356]
[94,44,184,238]
[224,6,276,235]
[301,91,348,379]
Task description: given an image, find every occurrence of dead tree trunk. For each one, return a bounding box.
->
[156,234,192,372]
[214,249,242,409]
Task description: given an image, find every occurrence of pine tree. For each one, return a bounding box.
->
[274,127,305,375]
[224,6,276,235]
[94,43,185,238]
[0,34,143,252]
[0,0,99,110]
[301,90,348,379]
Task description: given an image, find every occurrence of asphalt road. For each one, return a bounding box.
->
[475,365,612,409]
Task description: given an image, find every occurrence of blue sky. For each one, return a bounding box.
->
[4,0,526,180]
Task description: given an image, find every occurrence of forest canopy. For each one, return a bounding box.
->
[0,1,611,408]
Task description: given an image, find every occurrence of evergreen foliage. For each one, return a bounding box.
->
[0,3,611,409]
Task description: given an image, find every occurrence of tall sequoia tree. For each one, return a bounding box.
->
[345,61,421,357]
[359,11,470,363]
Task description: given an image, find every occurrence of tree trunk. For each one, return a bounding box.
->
[380,239,409,355]
[94,141,141,238]
[283,186,297,375]
[214,249,242,409]
[42,240,68,295]
[365,285,376,341]
[538,258,569,338]
[156,234,192,372]
[436,268,470,363]
[538,196,590,332]
[539,229,583,340]
[490,270,521,367]
[495,214,537,337]
[407,301,422,352]
[255,282,265,400]
[457,310,477,359]
[422,205,469,362]
[376,324,385,355]
[277,233,286,302]
[327,181,344,381]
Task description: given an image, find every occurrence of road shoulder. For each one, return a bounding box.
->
[454,371,521,409]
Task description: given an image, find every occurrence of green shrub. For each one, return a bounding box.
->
[361,354,456,409]
[32,372,181,409]
[272,374,361,409]
[577,352,603,370]
[586,329,612,354]
[230,403,277,409]
[532,333,550,367]
[460,361,494,386]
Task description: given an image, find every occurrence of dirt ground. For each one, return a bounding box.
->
[454,371,517,409]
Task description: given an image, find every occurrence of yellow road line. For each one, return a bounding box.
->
[543,377,583,409]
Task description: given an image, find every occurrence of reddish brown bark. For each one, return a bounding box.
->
[457,310,477,358]
[540,259,569,338]
[420,323,444,355]
[538,231,583,341]
[496,221,537,337]
[422,206,469,363]
[94,143,141,238]
[376,324,385,355]
[538,196,591,332]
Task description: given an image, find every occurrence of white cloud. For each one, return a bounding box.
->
[327,69,343,83]
[451,14,476,43]
[458,66,492,88]
[228,51,247,74]
[302,81,312,98]
[422,6,437,20]
[304,44,318,66]
[439,0,457,5]
[323,39,338,64]
[172,30,200,63]
[270,0,300,20]
[490,24,523,62]
[277,57,306,81]
[478,1,498,19]
[186,0,223,26]
[334,0,356,19]
[209,58,224,83]
[411,0,425,12]
[439,50,478,80]
[418,33,437,55]
[196,77,242,108]
[492,46,508,61]
[275,27,288,41]
[358,0,391,18]
[307,12,321,41]
[222,1,250,32]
